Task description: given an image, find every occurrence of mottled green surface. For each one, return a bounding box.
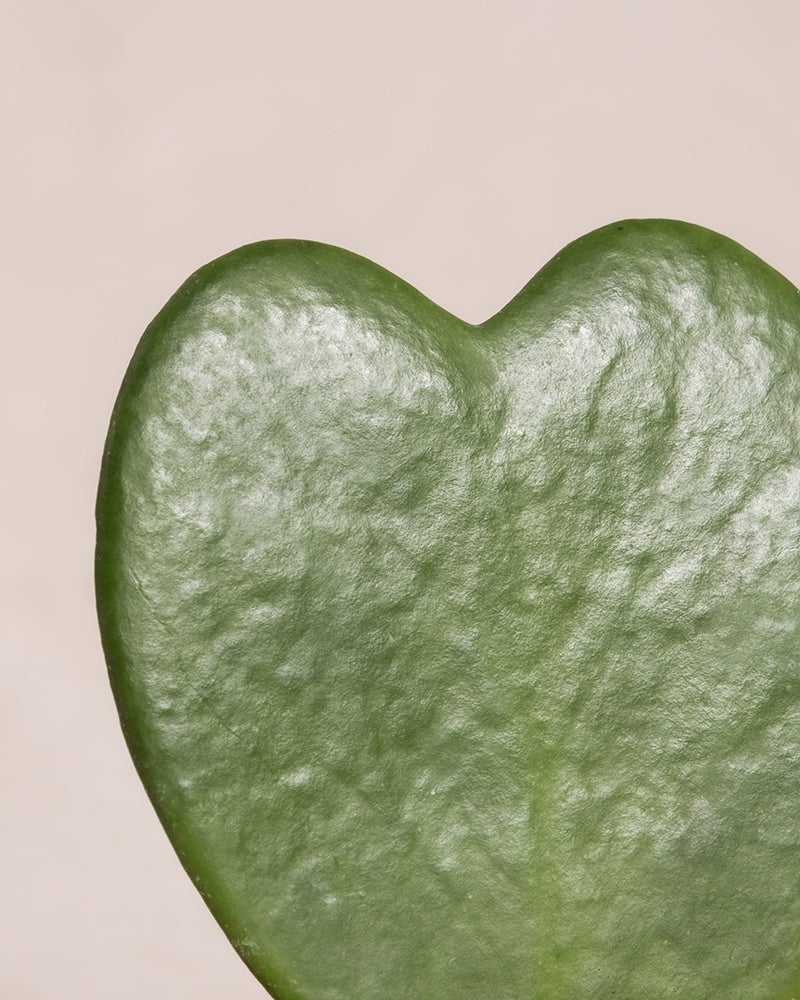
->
[97,220,800,998]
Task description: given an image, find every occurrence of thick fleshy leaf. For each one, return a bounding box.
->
[97,220,800,999]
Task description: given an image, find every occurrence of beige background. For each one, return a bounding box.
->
[3,1,799,997]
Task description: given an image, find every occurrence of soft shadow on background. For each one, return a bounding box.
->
[2,1,799,996]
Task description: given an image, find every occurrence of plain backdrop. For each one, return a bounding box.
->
[3,1,799,997]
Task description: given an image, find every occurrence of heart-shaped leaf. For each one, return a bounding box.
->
[97,220,800,999]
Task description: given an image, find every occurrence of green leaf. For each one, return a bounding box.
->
[97,220,800,999]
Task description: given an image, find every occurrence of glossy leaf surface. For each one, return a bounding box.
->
[97,220,800,999]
